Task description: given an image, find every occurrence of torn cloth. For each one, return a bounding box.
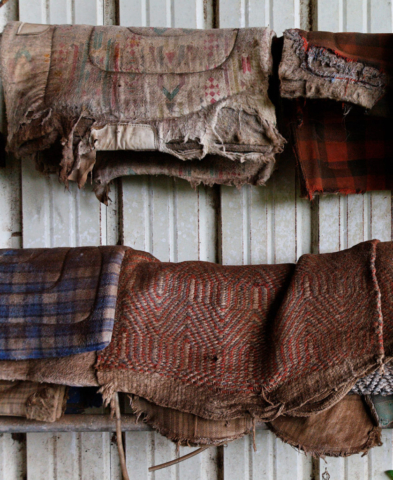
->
[1,22,285,203]
[96,240,393,424]
[289,100,393,198]
[279,29,392,110]
[129,394,381,456]
[0,380,67,422]
[0,246,128,359]
[93,151,276,199]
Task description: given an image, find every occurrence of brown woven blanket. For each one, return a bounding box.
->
[97,240,392,424]
[1,22,284,203]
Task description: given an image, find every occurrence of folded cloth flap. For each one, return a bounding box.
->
[1,22,284,203]
[131,394,381,455]
[279,29,390,109]
[0,352,98,387]
[268,395,382,457]
[131,395,253,446]
[0,246,129,360]
[266,239,384,410]
[93,152,276,203]
[91,124,157,151]
[90,27,237,74]
[0,380,67,422]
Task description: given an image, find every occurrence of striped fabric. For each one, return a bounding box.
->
[0,380,66,422]
[0,246,128,360]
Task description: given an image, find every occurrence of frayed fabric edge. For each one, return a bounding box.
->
[7,93,285,204]
[280,29,387,110]
[129,395,253,447]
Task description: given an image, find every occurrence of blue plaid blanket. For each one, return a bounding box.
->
[0,246,128,360]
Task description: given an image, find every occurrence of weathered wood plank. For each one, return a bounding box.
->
[56,433,80,480]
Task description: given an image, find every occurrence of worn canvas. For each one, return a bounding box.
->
[0,246,128,359]
[0,352,98,387]
[268,395,381,457]
[93,151,277,200]
[1,22,285,203]
[131,395,254,446]
[96,241,393,427]
[130,394,381,455]
[279,29,391,110]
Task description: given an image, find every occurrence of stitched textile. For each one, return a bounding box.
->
[268,395,381,457]
[1,22,284,203]
[0,352,98,387]
[0,246,128,359]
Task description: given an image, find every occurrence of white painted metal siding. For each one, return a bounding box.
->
[0,0,392,478]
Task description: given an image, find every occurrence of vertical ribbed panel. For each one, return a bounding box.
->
[16,1,119,479]
[314,0,393,476]
[316,0,392,255]
[0,0,20,250]
[19,0,116,250]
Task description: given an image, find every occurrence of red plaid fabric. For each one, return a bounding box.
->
[291,100,393,198]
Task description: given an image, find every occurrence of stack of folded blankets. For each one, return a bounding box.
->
[1,240,393,458]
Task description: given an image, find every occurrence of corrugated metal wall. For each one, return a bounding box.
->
[0,0,392,478]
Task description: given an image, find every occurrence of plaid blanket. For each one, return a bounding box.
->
[290,100,393,198]
[0,246,128,359]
